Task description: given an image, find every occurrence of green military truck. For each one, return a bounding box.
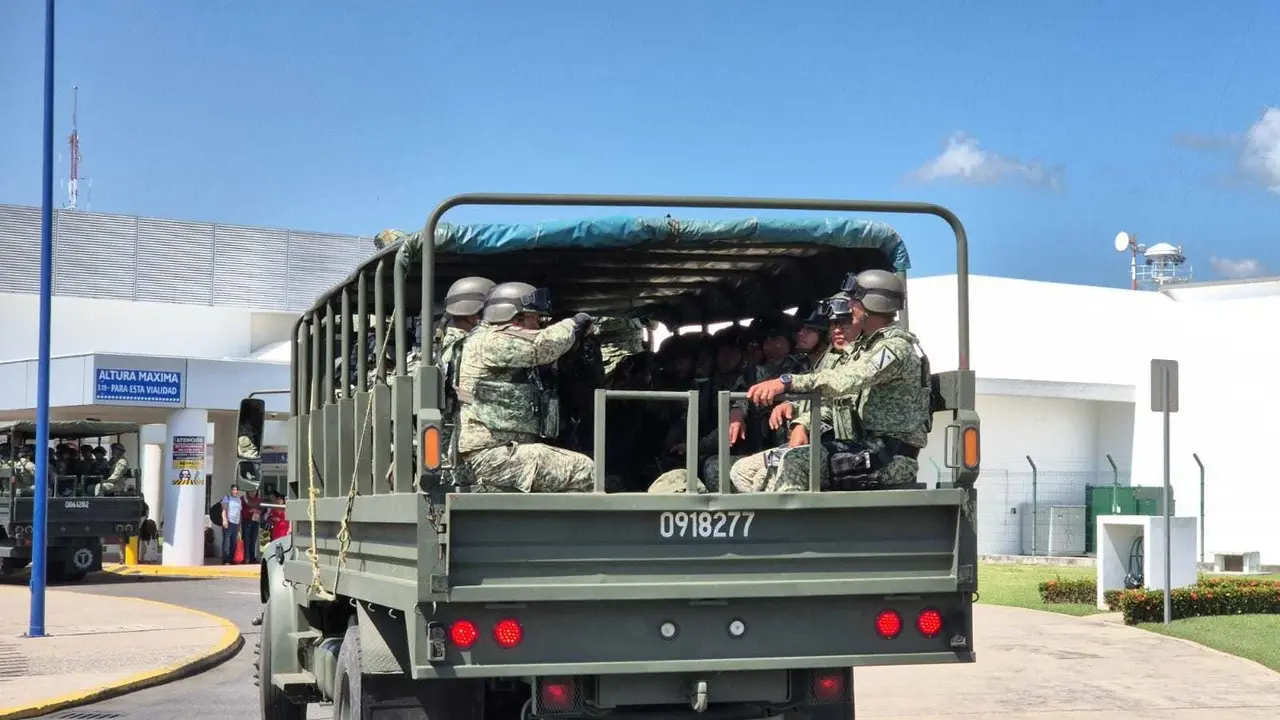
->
[245,194,981,720]
[0,420,146,581]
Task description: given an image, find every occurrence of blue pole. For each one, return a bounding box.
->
[29,0,56,640]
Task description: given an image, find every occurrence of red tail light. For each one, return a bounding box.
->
[541,681,572,709]
[493,618,523,649]
[811,671,846,701]
[916,608,943,638]
[537,678,579,713]
[449,620,478,649]
[874,609,902,639]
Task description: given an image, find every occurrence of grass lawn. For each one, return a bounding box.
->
[1141,615,1280,672]
[977,563,1103,616]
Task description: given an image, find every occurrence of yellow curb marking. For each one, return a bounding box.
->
[0,592,244,720]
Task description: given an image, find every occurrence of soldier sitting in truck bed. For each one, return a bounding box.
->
[453,282,597,493]
[733,270,932,493]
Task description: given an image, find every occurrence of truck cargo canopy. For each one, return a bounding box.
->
[359,216,911,327]
[0,420,141,440]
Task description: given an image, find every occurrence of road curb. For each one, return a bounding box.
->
[0,598,244,720]
[103,562,259,579]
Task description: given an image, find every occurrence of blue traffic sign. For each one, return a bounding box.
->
[94,367,183,405]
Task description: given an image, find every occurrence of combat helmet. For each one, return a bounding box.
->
[482,282,552,324]
[840,269,905,315]
[443,276,496,318]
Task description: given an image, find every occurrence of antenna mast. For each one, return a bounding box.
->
[66,85,83,211]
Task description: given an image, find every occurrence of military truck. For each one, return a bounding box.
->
[0,420,146,581]
[244,194,981,720]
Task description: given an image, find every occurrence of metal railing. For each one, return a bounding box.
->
[592,389,823,493]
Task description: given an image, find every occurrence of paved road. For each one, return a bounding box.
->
[12,573,1280,719]
[9,573,333,720]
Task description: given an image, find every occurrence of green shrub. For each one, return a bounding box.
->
[1115,584,1280,625]
[1038,577,1096,604]
[1103,589,1123,610]
[1196,576,1280,590]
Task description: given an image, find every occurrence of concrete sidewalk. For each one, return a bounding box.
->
[856,604,1280,719]
[0,585,242,719]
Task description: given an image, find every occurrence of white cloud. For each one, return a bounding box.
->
[1240,107,1280,194]
[1209,256,1267,279]
[912,133,1062,190]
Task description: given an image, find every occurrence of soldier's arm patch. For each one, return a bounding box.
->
[871,347,897,371]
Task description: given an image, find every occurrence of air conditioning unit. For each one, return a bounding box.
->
[1021,504,1087,556]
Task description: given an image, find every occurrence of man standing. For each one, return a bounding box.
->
[240,488,262,564]
[220,484,243,564]
[454,282,595,493]
[736,270,933,493]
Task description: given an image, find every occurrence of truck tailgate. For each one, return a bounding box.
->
[442,489,965,603]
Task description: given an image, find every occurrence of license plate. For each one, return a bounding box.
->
[658,511,755,539]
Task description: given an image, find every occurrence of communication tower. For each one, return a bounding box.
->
[65,85,89,210]
[1113,232,1194,290]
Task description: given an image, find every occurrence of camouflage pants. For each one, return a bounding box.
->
[94,481,133,497]
[645,455,740,494]
[729,441,921,493]
[462,442,594,493]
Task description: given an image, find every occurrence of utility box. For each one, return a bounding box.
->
[1085,485,1174,554]
[1021,504,1087,556]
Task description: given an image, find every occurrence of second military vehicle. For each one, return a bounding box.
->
[0,420,146,581]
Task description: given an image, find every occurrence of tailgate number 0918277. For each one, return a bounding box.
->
[659,511,754,539]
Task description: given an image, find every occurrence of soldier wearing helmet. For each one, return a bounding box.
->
[435,276,496,367]
[451,282,596,493]
[94,442,135,496]
[732,269,933,493]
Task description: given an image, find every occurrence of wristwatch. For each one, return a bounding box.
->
[778,373,793,390]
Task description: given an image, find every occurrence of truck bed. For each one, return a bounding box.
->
[285,489,975,679]
[442,490,965,601]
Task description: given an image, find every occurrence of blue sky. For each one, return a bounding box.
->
[2,0,1277,285]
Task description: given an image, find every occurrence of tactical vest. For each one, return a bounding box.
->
[452,326,559,442]
[849,326,933,446]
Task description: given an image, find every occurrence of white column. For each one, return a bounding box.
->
[162,408,209,567]
[142,444,163,524]
[139,424,167,526]
[213,412,238,498]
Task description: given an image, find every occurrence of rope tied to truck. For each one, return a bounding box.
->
[303,314,397,601]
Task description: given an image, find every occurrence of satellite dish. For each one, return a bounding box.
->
[1113,231,1132,252]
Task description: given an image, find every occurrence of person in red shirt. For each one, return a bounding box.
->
[266,491,290,541]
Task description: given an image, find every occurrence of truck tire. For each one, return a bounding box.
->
[333,624,365,720]
[257,607,306,720]
[332,623,484,720]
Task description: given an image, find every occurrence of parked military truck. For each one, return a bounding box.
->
[0,420,146,581]
[245,194,981,720]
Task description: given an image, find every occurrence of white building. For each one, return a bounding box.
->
[1,203,1275,566]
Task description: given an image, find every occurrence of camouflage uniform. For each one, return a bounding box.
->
[647,365,750,494]
[729,325,930,493]
[94,444,134,496]
[594,316,647,378]
[456,319,594,493]
[11,455,36,495]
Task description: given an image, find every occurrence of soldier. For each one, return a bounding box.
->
[10,444,37,495]
[94,443,135,496]
[646,327,751,494]
[595,316,647,380]
[436,276,496,367]
[454,282,596,493]
[792,306,831,373]
[734,270,932,493]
